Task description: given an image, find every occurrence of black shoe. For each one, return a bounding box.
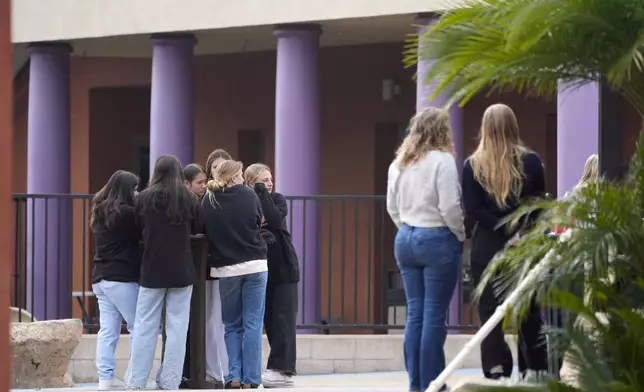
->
[179,378,191,389]
[225,381,242,389]
[242,384,260,389]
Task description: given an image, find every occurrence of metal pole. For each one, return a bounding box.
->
[0,0,14,390]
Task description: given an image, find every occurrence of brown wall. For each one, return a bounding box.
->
[12,42,640,328]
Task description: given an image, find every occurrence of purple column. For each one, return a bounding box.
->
[149,34,196,172]
[274,24,322,332]
[557,82,599,197]
[416,16,464,330]
[26,43,73,321]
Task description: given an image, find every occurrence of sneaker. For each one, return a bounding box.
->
[98,379,114,391]
[489,365,506,380]
[241,384,260,389]
[262,370,294,388]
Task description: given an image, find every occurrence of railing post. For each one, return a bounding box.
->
[187,234,217,389]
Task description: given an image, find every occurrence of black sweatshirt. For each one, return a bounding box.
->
[137,195,202,289]
[254,184,300,284]
[462,151,545,237]
[202,184,268,278]
[91,205,142,284]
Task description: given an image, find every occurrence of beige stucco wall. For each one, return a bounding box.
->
[11,0,463,43]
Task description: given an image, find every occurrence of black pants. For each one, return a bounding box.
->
[470,226,548,378]
[264,282,298,375]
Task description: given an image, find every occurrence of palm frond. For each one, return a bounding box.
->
[403,0,644,113]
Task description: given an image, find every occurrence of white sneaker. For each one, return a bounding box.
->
[98,379,114,391]
[261,370,294,388]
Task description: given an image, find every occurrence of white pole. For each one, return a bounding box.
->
[426,230,572,392]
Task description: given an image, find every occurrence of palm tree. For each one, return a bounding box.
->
[404,0,644,115]
[402,1,644,390]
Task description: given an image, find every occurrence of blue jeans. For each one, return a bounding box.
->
[219,272,268,385]
[93,280,139,381]
[125,285,193,390]
[394,225,462,391]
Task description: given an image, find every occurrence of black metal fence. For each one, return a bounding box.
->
[11,193,480,333]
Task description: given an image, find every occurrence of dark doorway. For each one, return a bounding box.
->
[237,129,266,165]
[89,86,151,193]
[372,122,406,329]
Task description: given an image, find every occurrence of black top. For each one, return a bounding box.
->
[254,184,300,284]
[202,184,267,270]
[462,151,545,236]
[91,205,142,284]
[137,195,202,289]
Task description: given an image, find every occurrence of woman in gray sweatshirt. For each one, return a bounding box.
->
[386,107,465,392]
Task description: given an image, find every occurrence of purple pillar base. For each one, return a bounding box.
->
[26,198,72,321]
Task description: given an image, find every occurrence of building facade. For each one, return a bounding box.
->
[10,0,642,327]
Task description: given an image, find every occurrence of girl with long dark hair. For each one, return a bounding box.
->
[463,103,548,379]
[202,160,268,389]
[244,163,299,389]
[125,155,202,390]
[91,170,141,391]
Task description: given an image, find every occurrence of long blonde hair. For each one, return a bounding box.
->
[244,163,271,186]
[206,160,243,207]
[470,104,526,207]
[395,107,453,169]
[575,154,599,189]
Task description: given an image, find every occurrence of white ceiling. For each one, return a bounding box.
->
[12,14,421,75]
[69,14,419,58]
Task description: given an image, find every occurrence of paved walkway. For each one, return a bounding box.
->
[14,370,488,392]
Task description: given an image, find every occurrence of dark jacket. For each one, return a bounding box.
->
[137,194,202,289]
[254,183,300,284]
[91,205,142,284]
[463,151,546,240]
[202,184,268,274]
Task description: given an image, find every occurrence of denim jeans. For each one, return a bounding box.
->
[125,285,193,390]
[219,272,268,385]
[93,280,139,381]
[394,225,462,391]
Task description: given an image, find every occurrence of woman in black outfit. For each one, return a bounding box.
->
[125,155,202,391]
[244,163,299,389]
[462,103,548,380]
[90,170,141,391]
[202,160,269,389]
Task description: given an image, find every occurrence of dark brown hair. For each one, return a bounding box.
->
[90,170,139,230]
[205,149,233,179]
[137,155,197,225]
[183,163,206,183]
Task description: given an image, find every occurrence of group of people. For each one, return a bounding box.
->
[386,103,600,392]
[90,148,299,390]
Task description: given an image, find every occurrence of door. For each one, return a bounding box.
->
[372,123,406,330]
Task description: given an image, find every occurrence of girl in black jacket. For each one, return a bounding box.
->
[125,155,202,390]
[90,170,141,391]
[244,163,299,389]
[202,160,268,389]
